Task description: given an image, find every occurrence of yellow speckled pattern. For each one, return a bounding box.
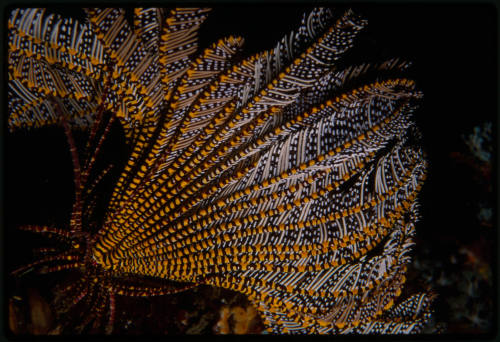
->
[8,7,433,334]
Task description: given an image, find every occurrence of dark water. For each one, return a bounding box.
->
[4,4,497,335]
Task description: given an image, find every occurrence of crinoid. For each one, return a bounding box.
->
[8,7,434,334]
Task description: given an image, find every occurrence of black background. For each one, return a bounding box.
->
[4,3,498,335]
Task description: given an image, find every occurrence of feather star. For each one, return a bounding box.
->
[8,7,434,334]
